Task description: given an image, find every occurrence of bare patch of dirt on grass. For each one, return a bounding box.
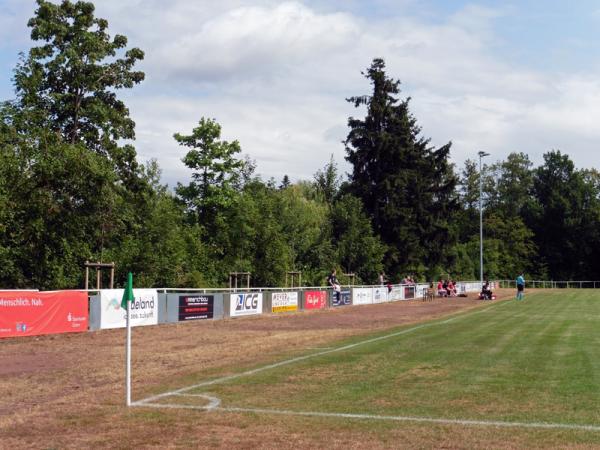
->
[401,365,449,381]
[2,289,565,449]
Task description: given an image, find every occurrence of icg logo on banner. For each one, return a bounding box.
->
[333,290,351,307]
[231,293,263,317]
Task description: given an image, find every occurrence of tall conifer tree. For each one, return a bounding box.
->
[345,58,457,276]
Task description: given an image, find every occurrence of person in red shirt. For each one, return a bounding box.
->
[437,280,446,297]
[447,280,456,297]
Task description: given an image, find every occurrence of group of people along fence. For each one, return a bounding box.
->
[327,268,527,304]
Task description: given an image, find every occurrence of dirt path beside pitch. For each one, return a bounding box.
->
[0,290,515,449]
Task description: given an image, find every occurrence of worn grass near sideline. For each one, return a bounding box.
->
[188,291,600,427]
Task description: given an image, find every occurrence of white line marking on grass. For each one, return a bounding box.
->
[170,393,221,410]
[219,406,600,432]
[134,300,600,431]
[139,401,600,432]
[134,300,509,407]
[139,402,218,411]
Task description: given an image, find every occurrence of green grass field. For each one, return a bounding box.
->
[152,290,600,431]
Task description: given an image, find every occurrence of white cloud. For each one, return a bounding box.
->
[3,1,600,186]
[147,2,359,83]
[528,77,600,136]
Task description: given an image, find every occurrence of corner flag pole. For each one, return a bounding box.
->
[121,272,134,407]
[126,292,131,406]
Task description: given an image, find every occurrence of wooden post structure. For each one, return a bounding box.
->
[84,261,115,290]
[343,272,356,286]
[229,272,251,292]
[286,271,302,288]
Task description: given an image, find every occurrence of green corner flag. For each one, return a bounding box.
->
[121,272,134,310]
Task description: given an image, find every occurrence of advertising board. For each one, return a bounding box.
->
[415,284,429,299]
[0,290,88,338]
[230,293,263,317]
[271,292,298,313]
[99,289,159,329]
[304,290,327,310]
[460,282,483,293]
[332,290,351,307]
[404,285,416,300]
[372,287,388,303]
[388,286,404,301]
[178,295,214,321]
[352,288,373,305]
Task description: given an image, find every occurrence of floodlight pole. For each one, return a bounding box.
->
[478,151,490,290]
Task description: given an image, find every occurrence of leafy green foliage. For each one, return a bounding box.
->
[14,0,144,164]
[0,124,117,288]
[175,118,246,230]
[526,151,600,279]
[276,183,333,285]
[331,194,385,283]
[0,0,186,289]
[2,3,600,289]
[314,154,342,206]
[493,152,534,218]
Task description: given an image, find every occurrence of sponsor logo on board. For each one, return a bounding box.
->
[271,292,298,313]
[230,293,263,317]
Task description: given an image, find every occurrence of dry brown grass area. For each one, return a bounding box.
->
[2,289,566,449]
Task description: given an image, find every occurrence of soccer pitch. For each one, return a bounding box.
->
[137,290,600,435]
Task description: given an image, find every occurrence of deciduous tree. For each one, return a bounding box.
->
[175,118,246,233]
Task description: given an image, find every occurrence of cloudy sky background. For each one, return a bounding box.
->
[1,0,600,187]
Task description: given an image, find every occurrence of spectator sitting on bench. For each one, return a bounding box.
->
[447,280,457,297]
[437,280,447,297]
[480,280,494,300]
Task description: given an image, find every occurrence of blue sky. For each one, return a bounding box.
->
[1,0,600,187]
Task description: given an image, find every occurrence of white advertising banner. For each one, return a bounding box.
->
[352,288,373,305]
[389,286,404,301]
[230,293,263,317]
[416,284,429,299]
[372,287,388,303]
[99,289,159,329]
[271,292,298,313]
[460,282,483,293]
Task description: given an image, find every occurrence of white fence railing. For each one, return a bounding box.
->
[497,280,600,289]
[13,279,595,296]
[153,283,431,295]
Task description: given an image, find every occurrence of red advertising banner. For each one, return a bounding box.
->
[0,290,88,339]
[304,290,327,310]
